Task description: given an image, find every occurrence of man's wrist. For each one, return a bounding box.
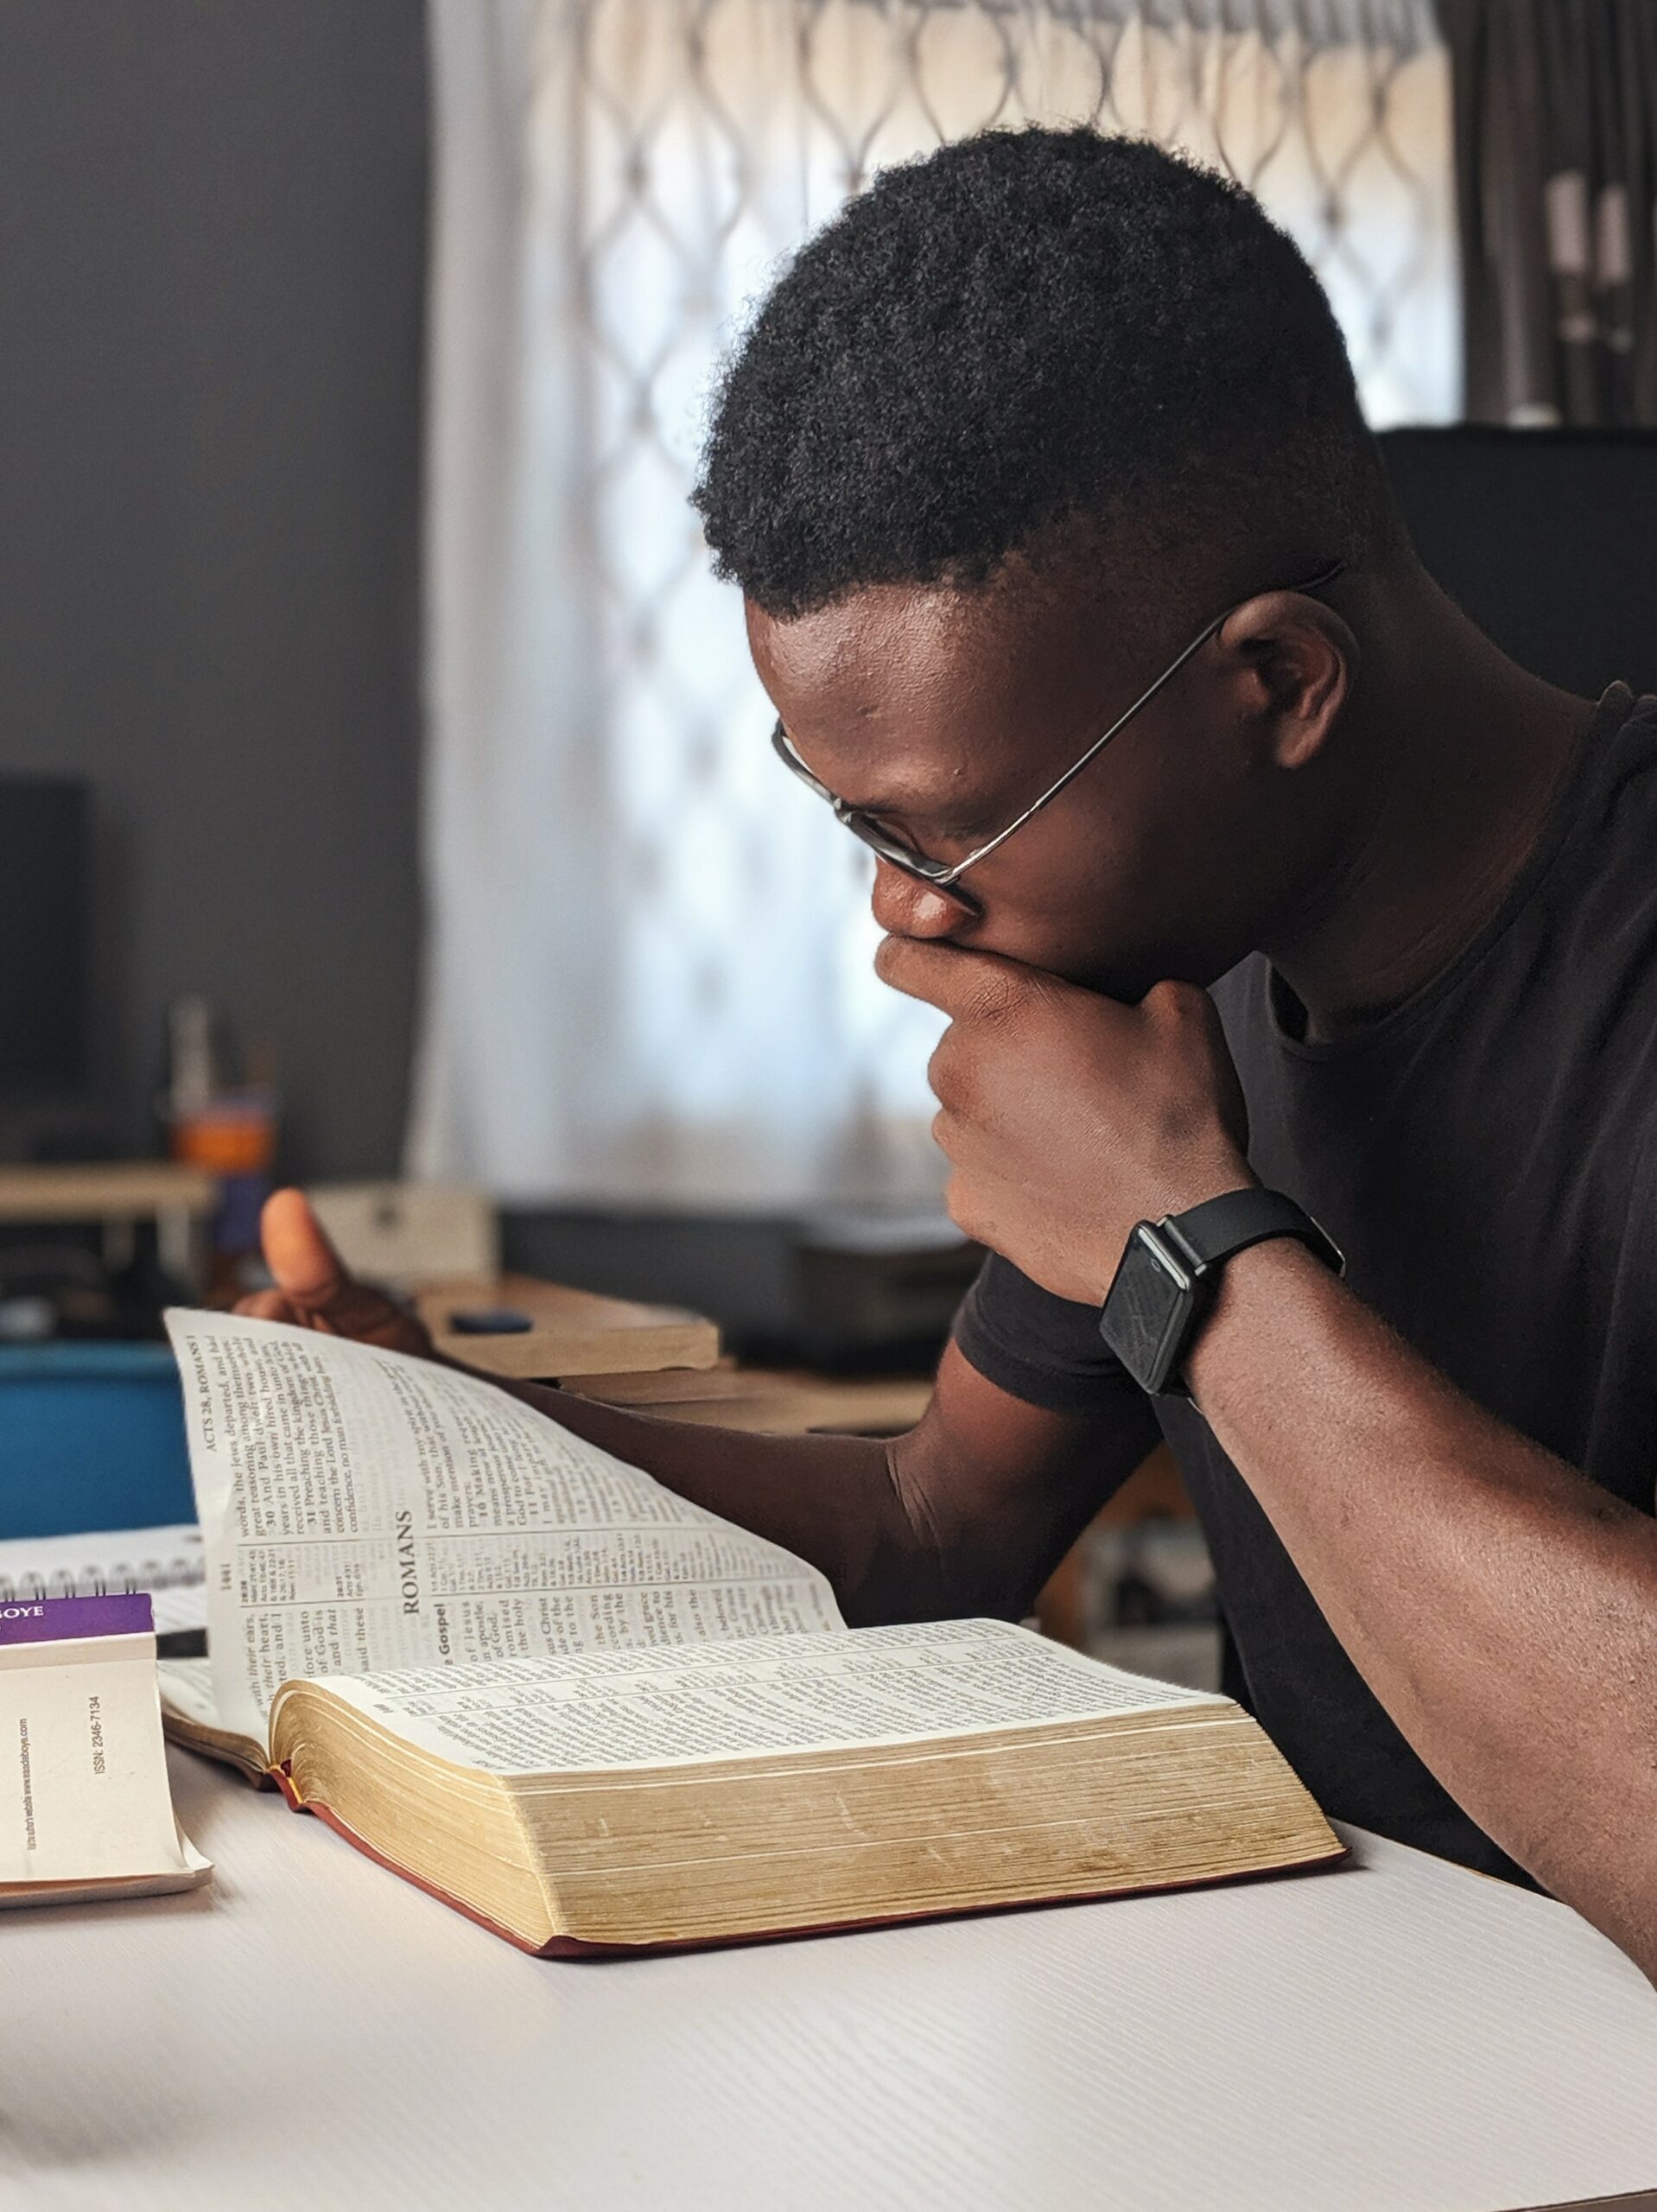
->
[1095,1160,1257,1306]
[1181,1233,1337,1403]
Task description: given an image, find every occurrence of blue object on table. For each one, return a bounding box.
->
[447,1306,534,1335]
[0,1344,195,1540]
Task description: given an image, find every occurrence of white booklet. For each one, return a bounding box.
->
[0,1592,211,1908]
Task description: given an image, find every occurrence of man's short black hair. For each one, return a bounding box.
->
[694,127,1392,620]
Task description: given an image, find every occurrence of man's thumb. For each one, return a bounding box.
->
[260,1187,347,1298]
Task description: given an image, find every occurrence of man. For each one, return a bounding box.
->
[246,130,1657,1977]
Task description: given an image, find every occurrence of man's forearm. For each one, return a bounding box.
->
[470,1344,1125,1629]
[1186,1241,1657,1975]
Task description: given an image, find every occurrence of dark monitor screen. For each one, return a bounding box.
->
[1380,427,1657,699]
[0,778,89,1094]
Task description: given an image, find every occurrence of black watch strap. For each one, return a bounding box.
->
[1097,1186,1343,1397]
[1159,1188,1343,1279]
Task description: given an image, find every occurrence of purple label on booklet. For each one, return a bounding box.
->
[0,1592,155,1646]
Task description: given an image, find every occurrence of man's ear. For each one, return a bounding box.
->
[1217,590,1357,772]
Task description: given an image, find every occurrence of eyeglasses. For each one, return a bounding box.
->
[771,559,1346,916]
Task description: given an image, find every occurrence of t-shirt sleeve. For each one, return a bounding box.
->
[952,1250,1157,1423]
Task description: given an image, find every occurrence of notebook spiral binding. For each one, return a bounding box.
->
[0,1552,206,1605]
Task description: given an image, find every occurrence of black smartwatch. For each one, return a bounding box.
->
[1098,1187,1343,1396]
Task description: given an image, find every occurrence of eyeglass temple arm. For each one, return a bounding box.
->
[933,557,1348,882]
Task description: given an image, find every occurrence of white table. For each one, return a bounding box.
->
[5,1750,1656,2212]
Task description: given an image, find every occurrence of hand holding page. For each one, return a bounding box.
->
[162,1308,841,1751]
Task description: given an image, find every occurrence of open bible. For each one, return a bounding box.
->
[159,1311,1343,1954]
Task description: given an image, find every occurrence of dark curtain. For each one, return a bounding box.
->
[1444,0,1657,424]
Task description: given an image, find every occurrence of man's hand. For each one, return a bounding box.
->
[876,937,1254,1304]
[234,1187,436,1359]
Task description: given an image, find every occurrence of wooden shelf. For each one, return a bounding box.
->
[0,1163,219,1224]
[0,1161,220,1289]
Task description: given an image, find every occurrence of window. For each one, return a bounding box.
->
[415,0,1457,1205]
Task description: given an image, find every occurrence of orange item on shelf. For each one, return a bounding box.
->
[169,1095,276,1178]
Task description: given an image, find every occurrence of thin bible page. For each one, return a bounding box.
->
[301,1618,1226,1776]
[165,1310,842,1741]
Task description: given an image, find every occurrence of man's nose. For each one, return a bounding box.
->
[870,857,972,941]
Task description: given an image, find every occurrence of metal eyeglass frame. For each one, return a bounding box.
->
[771,558,1346,914]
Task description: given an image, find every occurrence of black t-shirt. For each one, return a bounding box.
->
[953,684,1657,1882]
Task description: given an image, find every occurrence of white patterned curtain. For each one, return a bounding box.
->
[411,0,1457,1208]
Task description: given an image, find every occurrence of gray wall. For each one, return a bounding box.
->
[0,1,428,1178]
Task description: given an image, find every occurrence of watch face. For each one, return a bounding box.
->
[1099,1225,1193,1393]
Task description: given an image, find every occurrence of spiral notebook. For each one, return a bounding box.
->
[0,1523,206,1643]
